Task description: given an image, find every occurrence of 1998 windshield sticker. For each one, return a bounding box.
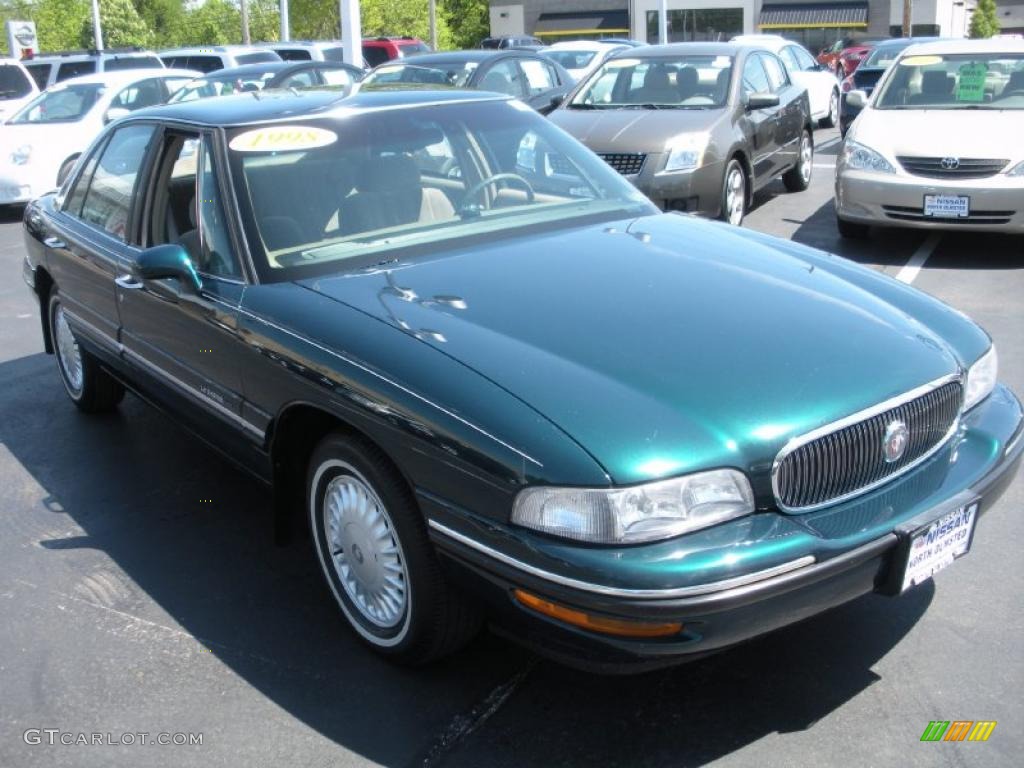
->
[229,126,338,152]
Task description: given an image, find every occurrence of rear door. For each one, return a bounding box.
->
[761,52,804,172]
[40,123,157,353]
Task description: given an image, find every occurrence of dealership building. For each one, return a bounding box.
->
[487,1,988,52]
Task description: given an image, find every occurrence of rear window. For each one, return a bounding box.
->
[56,60,97,82]
[24,63,51,89]
[0,64,34,99]
[236,52,280,65]
[105,55,162,71]
[362,45,391,68]
[188,56,223,73]
[276,48,313,61]
[398,42,430,57]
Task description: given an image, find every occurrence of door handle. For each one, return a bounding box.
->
[43,236,67,249]
[115,274,143,290]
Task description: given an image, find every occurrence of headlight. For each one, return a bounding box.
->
[511,468,755,544]
[10,145,32,165]
[840,140,894,173]
[1007,160,1024,177]
[963,345,997,411]
[663,133,708,173]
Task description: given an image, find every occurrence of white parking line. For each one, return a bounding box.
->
[896,233,942,284]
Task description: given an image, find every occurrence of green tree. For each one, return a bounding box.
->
[289,0,452,49]
[0,0,91,53]
[969,0,1001,39]
[81,0,155,48]
[441,0,488,50]
[131,0,187,47]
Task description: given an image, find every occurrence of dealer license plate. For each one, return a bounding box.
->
[924,194,969,218]
[901,502,978,592]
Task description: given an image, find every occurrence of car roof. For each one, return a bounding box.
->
[197,61,295,78]
[901,37,1024,56]
[547,40,624,51]
[611,42,744,58]
[129,87,508,126]
[381,50,509,65]
[729,35,790,52]
[160,45,276,56]
[263,40,344,49]
[51,68,198,87]
[26,50,160,63]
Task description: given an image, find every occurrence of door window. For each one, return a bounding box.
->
[778,46,800,74]
[277,69,317,89]
[478,60,524,98]
[762,54,790,92]
[56,60,96,82]
[518,59,554,96]
[794,46,819,72]
[742,55,770,96]
[79,124,156,240]
[197,143,241,278]
[111,78,167,111]
[320,67,356,86]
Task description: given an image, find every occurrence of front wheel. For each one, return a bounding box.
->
[783,130,813,192]
[48,291,125,412]
[819,89,839,128]
[307,433,481,664]
[719,159,747,226]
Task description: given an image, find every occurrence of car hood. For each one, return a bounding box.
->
[853,108,1024,160]
[299,214,964,491]
[550,107,726,153]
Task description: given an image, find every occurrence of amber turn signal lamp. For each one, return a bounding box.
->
[513,589,683,638]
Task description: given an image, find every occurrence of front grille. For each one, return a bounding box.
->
[897,156,1009,179]
[773,379,962,511]
[598,152,646,176]
[882,205,1014,225]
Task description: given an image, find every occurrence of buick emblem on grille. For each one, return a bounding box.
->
[883,420,910,463]
[940,157,960,170]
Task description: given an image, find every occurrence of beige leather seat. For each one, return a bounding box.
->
[339,154,455,235]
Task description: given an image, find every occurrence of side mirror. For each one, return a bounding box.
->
[104,107,131,124]
[137,244,202,293]
[845,89,868,109]
[746,91,780,110]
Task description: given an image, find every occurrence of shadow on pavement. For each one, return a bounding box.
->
[0,204,25,224]
[0,352,933,767]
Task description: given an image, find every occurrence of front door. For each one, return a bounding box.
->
[740,53,779,184]
[117,130,260,443]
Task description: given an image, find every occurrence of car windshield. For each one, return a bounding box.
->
[875,52,1024,109]
[8,83,103,123]
[545,50,597,70]
[168,72,276,103]
[363,62,476,87]
[226,100,653,277]
[570,55,733,108]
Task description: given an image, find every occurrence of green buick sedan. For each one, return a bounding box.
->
[21,88,1023,671]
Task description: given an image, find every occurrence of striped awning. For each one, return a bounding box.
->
[534,10,630,37]
[759,3,868,29]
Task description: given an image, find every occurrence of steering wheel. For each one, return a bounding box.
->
[458,173,535,215]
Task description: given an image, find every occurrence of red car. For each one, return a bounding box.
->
[835,42,877,77]
[817,37,884,76]
[361,36,431,68]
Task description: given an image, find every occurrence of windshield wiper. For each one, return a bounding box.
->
[567,102,601,109]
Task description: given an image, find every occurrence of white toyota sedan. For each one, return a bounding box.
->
[0,68,197,206]
[835,38,1024,237]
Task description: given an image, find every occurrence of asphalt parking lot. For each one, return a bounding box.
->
[1,125,1021,768]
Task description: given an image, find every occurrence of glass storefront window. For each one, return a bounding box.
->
[646,9,744,43]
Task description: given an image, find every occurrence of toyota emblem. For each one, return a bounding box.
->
[883,421,909,463]
[940,157,960,170]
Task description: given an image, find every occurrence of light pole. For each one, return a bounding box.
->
[91,0,103,50]
[658,0,668,45]
[281,0,290,42]
[241,0,251,45]
[340,0,362,67]
[429,0,437,50]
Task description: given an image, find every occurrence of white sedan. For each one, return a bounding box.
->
[731,34,840,127]
[0,68,197,205]
[542,41,628,83]
[0,58,39,122]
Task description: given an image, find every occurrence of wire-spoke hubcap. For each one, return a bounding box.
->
[54,306,83,395]
[323,474,407,628]
[800,135,813,183]
[725,167,745,225]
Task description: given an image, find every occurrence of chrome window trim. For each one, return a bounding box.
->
[428,519,816,599]
[771,373,964,512]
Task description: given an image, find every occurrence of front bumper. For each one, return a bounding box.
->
[835,166,1024,233]
[425,384,1023,672]
[619,153,726,217]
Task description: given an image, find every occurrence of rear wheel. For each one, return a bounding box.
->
[783,130,813,192]
[719,160,746,226]
[819,89,839,128]
[48,291,125,412]
[836,216,870,239]
[307,433,481,664]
